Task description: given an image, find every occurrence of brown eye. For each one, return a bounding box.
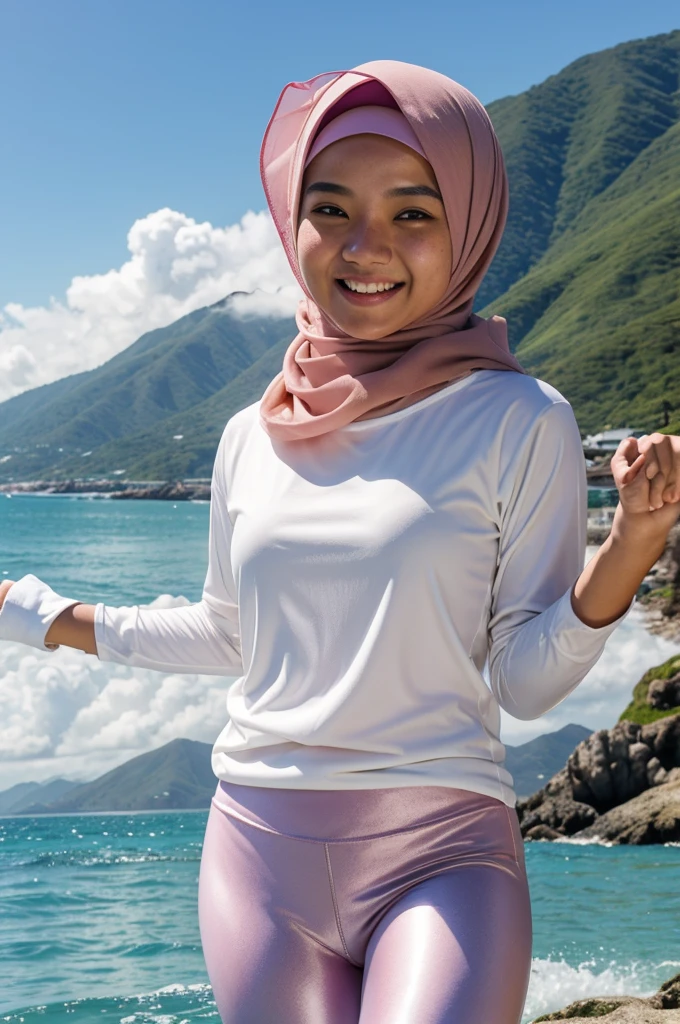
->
[312,205,347,217]
[397,210,432,221]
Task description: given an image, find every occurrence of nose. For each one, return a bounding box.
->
[341,218,392,265]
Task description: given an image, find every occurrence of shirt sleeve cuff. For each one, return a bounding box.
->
[0,574,81,652]
[551,584,636,661]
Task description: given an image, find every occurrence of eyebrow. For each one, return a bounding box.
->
[304,181,443,202]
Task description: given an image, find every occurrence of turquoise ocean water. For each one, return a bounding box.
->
[1,494,679,1022]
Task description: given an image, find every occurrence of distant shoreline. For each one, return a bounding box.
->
[0,479,211,501]
[3,478,626,548]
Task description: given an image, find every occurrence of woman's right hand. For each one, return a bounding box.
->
[0,580,15,611]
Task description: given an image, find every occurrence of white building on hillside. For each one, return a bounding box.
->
[582,427,648,452]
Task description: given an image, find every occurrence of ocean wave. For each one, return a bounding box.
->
[553,834,615,847]
[522,954,669,1022]
[4,957,676,1023]
[3,981,217,1023]
[4,848,200,868]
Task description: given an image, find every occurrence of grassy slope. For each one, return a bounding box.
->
[479,117,680,434]
[477,30,680,310]
[0,299,295,480]
[51,336,292,479]
[618,652,680,725]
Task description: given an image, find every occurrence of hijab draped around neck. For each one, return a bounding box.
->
[258,60,528,441]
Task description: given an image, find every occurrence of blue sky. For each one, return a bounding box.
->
[2,0,678,311]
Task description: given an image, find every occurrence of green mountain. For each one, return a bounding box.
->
[9,726,592,814]
[0,294,295,481]
[0,29,677,482]
[481,31,680,435]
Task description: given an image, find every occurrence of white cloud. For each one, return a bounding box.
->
[0,595,236,790]
[0,207,302,404]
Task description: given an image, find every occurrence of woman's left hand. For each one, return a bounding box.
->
[611,432,680,532]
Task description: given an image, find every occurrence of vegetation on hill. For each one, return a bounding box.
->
[483,115,680,434]
[0,297,294,481]
[618,653,680,726]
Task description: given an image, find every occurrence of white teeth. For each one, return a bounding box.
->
[343,280,396,294]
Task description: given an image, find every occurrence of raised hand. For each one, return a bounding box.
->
[611,432,680,535]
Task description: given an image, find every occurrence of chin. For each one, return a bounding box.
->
[333,313,400,340]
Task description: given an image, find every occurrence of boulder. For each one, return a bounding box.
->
[641,716,680,769]
[567,722,652,812]
[570,778,680,845]
[647,674,680,711]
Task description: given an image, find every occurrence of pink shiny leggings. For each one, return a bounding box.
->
[198,780,532,1024]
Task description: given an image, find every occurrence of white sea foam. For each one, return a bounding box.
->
[522,955,665,1022]
[554,835,615,847]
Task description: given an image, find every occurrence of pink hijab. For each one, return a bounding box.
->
[258,60,528,441]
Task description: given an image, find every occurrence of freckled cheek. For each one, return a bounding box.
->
[405,236,452,294]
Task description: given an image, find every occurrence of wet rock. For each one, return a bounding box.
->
[523,823,564,841]
[650,973,680,1010]
[532,999,680,1021]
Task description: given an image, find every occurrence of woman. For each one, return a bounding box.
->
[1,60,679,1024]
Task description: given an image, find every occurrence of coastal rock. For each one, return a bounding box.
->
[0,479,211,501]
[532,1000,680,1022]
[641,715,680,768]
[567,722,654,811]
[516,711,680,843]
[530,970,680,1021]
[517,765,598,838]
[647,674,680,711]
[655,975,680,1010]
[523,823,564,841]
[571,777,680,844]
[109,481,211,501]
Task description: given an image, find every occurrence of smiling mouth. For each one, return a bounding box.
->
[336,279,405,304]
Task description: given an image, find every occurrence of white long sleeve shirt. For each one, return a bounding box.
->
[2,369,635,807]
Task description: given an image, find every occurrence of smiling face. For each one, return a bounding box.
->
[296,134,453,340]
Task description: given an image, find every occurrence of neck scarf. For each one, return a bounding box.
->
[258,60,528,441]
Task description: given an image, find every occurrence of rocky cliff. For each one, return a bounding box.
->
[517,654,680,844]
